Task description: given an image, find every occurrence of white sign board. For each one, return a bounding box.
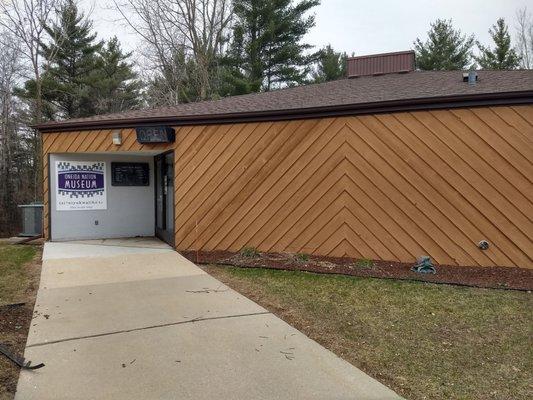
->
[56,161,107,211]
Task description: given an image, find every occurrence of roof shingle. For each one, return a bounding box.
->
[36,70,533,131]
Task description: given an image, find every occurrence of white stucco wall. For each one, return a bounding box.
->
[49,153,155,241]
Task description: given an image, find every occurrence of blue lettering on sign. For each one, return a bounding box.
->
[56,162,105,198]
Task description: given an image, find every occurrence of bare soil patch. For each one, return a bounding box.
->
[0,245,41,400]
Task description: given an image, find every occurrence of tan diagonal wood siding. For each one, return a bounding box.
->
[42,105,533,268]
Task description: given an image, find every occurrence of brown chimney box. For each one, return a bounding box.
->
[346,50,415,78]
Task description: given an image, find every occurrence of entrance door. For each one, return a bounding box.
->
[155,152,174,245]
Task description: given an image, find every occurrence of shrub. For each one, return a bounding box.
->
[355,258,374,269]
[240,246,260,258]
[294,253,310,262]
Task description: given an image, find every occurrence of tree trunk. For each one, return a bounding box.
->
[34,66,43,201]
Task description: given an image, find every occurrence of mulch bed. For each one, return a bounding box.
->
[182,250,533,291]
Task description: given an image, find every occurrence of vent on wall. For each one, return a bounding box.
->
[346,50,415,78]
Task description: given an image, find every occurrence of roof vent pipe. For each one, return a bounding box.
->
[468,71,477,85]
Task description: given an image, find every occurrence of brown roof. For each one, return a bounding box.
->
[36,70,533,132]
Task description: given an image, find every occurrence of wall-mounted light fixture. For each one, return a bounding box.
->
[112,130,122,145]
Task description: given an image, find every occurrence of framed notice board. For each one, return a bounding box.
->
[111,162,150,186]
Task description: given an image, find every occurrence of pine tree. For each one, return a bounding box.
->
[475,18,521,70]
[40,0,102,119]
[312,45,347,83]
[224,0,320,94]
[414,19,475,70]
[91,37,142,114]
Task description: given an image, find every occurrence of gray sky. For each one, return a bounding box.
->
[84,0,530,56]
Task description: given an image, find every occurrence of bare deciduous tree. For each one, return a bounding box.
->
[113,0,232,103]
[516,7,533,69]
[0,0,59,202]
[0,32,25,235]
[0,0,59,123]
[113,0,189,105]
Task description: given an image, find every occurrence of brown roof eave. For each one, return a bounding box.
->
[34,90,533,133]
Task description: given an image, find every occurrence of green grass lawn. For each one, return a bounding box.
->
[204,265,533,400]
[0,244,37,306]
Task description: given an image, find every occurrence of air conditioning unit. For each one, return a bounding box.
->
[18,203,44,237]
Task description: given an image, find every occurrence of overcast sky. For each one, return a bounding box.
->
[84,0,530,56]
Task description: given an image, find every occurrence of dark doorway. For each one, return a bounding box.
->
[155,151,174,246]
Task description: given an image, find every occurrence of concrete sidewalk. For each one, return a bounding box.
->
[16,238,401,400]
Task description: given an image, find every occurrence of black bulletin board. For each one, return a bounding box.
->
[111,162,150,186]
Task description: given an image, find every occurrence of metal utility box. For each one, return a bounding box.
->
[18,203,44,237]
